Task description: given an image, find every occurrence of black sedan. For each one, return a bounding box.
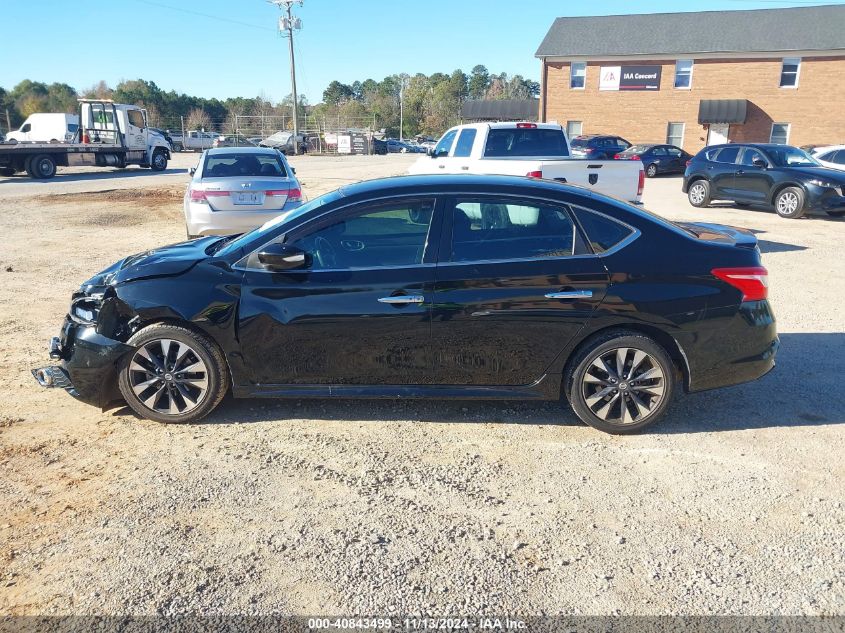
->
[683,143,845,219]
[33,175,778,434]
[614,144,693,178]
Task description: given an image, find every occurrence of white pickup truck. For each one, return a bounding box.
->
[408,122,644,203]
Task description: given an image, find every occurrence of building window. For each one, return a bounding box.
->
[780,58,800,88]
[667,122,685,147]
[570,62,586,89]
[674,60,693,89]
[566,121,583,137]
[770,123,790,144]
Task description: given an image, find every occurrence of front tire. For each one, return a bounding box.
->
[118,323,228,424]
[774,186,806,219]
[687,180,710,207]
[646,163,658,178]
[30,154,57,179]
[566,331,676,434]
[150,149,168,171]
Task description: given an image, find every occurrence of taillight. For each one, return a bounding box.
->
[586,147,596,154]
[189,189,228,203]
[516,122,537,129]
[629,154,640,161]
[685,159,692,167]
[266,187,301,202]
[637,170,644,197]
[613,153,621,159]
[712,267,769,301]
[526,170,543,178]
[286,187,302,202]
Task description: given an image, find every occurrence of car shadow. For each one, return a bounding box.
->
[757,239,807,253]
[0,167,187,184]
[706,201,845,221]
[113,334,843,434]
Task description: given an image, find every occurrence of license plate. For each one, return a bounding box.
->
[233,192,261,205]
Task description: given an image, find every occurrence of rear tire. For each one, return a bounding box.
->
[117,323,229,424]
[687,180,710,207]
[774,186,806,219]
[30,154,57,179]
[566,331,676,434]
[646,163,658,178]
[24,156,37,178]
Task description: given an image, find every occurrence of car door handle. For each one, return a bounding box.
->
[545,290,593,299]
[378,295,424,304]
[438,164,445,169]
[460,165,469,170]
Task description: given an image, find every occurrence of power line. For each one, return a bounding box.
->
[132,0,274,31]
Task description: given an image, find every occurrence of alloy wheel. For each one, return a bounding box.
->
[581,347,666,425]
[777,191,799,214]
[153,152,167,170]
[689,184,706,204]
[127,339,209,415]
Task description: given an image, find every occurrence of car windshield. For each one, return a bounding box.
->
[203,152,288,178]
[766,146,821,167]
[214,190,343,258]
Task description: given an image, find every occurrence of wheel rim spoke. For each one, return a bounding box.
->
[582,346,667,427]
[128,339,208,416]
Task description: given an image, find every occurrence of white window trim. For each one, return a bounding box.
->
[567,120,583,137]
[780,57,801,89]
[674,59,694,90]
[667,122,685,147]
[570,62,586,90]
[770,122,791,144]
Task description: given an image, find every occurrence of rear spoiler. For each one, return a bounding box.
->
[677,222,758,248]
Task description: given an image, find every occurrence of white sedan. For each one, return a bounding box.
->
[809,144,845,171]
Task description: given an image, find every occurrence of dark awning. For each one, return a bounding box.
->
[460,99,539,121]
[698,99,747,124]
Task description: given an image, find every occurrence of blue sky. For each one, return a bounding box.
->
[1,0,841,104]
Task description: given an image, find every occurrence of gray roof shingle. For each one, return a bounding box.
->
[535,5,845,58]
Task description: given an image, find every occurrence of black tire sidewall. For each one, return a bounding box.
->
[566,332,676,434]
[151,149,167,171]
[117,324,228,424]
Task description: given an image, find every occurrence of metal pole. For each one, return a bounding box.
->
[399,81,404,142]
[286,3,299,155]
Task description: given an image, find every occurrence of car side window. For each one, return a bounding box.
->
[715,147,740,164]
[740,149,765,167]
[667,147,682,157]
[433,130,457,157]
[287,199,435,270]
[651,147,668,156]
[818,151,835,162]
[453,129,476,158]
[127,110,146,129]
[450,198,578,262]
[834,151,845,165]
[572,207,635,254]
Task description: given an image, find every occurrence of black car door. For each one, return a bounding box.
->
[709,146,741,197]
[431,195,610,386]
[733,147,774,202]
[238,197,442,385]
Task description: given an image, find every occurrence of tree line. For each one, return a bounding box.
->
[0,65,538,138]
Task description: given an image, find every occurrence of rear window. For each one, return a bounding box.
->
[573,208,634,253]
[484,128,569,157]
[203,152,288,178]
[715,147,740,163]
[570,136,589,148]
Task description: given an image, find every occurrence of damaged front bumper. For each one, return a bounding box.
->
[32,317,133,409]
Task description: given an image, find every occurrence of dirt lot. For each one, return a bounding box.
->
[0,153,843,617]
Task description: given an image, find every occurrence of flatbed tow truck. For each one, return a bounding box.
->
[0,99,171,179]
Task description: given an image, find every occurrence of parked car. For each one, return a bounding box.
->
[408,122,644,204]
[570,134,631,159]
[212,135,262,148]
[170,130,218,152]
[683,143,845,218]
[807,144,845,171]
[183,147,303,238]
[33,174,777,434]
[260,131,307,155]
[372,138,388,155]
[386,139,408,153]
[614,144,692,177]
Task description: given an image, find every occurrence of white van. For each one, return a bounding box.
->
[6,113,79,143]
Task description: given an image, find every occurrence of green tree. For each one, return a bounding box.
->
[468,65,490,99]
[323,80,354,105]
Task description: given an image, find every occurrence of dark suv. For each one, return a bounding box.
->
[683,143,845,219]
[570,134,631,159]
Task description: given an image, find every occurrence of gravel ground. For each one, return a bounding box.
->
[0,154,843,617]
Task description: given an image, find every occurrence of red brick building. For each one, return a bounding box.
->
[536,5,845,153]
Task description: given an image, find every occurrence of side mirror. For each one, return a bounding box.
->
[189,167,196,176]
[257,243,308,271]
[752,158,767,169]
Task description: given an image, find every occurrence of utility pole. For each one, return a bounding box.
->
[270,0,303,155]
[398,74,408,142]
